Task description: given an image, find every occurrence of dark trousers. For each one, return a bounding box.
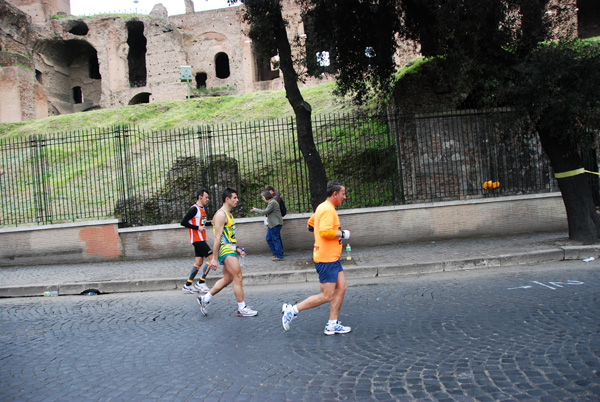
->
[266,225,284,258]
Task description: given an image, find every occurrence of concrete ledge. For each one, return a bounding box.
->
[0,244,594,298]
[562,245,600,260]
[1,194,568,266]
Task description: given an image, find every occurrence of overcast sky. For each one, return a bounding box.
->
[70,0,238,17]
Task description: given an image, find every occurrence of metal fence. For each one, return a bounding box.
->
[0,107,568,228]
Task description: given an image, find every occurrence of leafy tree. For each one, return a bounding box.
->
[399,0,600,243]
[229,0,326,209]
[504,41,600,243]
[228,0,402,207]
[228,0,600,242]
[300,0,403,103]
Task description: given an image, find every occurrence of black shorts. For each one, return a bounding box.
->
[193,241,212,258]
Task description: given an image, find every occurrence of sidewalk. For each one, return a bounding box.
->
[1,232,599,298]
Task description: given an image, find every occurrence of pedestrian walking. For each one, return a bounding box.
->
[265,185,287,216]
[281,180,351,335]
[250,190,284,261]
[180,189,212,293]
[197,187,258,317]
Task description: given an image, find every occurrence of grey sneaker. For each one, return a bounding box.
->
[194,282,210,293]
[324,320,351,335]
[237,305,258,317]
[182,284,198,293]
[281,303,297,331]
[197,294,208,315]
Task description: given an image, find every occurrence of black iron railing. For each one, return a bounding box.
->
[0,108,569,227]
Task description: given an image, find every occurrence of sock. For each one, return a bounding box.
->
[199,262,209,280]
[237,301,246,310]
[185,279,193,286]
[292,305,299,315]
[327,319,337,327]
[204,292,212,303]
[188,264,200,281]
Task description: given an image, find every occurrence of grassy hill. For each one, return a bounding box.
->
[0,82,368,138]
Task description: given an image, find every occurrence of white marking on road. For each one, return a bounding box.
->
[508,280,585,291]
[532,281,556,290]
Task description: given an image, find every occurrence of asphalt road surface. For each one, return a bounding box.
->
[1,261,599,401]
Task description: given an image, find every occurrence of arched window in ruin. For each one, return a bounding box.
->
[215,52,230,79]
[127,21,147,88]
[66,20,89,36]
[129,92,151,105]
[196,72,207,89]
[73,86,83,104]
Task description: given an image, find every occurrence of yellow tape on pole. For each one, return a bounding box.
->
[554,168,584,179]
[554,168,600,178]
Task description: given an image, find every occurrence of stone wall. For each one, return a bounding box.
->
[0,0,581,123]
[6,0,69,24]
[0,193,568,266]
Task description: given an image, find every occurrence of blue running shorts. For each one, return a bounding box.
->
[218,243,237,265]
[314,260,343,283]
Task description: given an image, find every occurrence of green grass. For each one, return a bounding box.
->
[0,82,364,138]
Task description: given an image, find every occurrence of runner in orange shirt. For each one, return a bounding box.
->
[180,189,212,293]
[281,180,352,335]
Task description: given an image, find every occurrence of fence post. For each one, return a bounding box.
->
[114,125,132,225]
[30,135,50,225]
[384,109,399,204]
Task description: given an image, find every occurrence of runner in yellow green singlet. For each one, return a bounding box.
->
[197,187,258,317]
[214,208,237,264]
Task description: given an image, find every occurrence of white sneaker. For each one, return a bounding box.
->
[182,284,198,293]
[324,320,351,335]
[197,295,208,315]
[237,305,258,317]
[281,303,297,331]
[194,282,210,293]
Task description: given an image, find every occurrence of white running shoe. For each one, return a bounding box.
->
[324,320,351,335]
[281,303,297,331]
[194,282,210,293]
[182,284,198,293]
[197,295,208,315]
[237,305,258,317]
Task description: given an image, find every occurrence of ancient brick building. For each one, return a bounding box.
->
[0,0,335,122]
[0,0,590,124]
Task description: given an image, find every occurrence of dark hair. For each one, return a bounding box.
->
[326,180,345,197]
[265,185,275,192]
[261,190,273,200]
[197,189,209,198]
[222,187,237,203]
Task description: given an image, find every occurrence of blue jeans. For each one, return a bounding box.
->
[266,225,284,259]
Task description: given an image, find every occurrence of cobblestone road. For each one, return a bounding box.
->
[1,261,599,401]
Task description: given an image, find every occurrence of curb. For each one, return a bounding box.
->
[3,246,597,299]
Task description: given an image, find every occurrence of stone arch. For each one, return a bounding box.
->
[215,52,230,79]
[64,20,89,36]
[33,39,102,115]
[129,92,151,105]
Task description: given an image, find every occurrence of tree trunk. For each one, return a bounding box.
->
[537,128,600,244]
[274,9,327,210]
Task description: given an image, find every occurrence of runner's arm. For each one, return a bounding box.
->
[317,209,340,239]
[180,207,199,229]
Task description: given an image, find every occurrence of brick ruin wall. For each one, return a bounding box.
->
[0,0,585,124]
